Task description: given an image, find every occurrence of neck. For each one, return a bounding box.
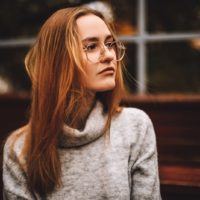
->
[73,91,96,130]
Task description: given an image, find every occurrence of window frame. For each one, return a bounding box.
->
[1,0,200,94]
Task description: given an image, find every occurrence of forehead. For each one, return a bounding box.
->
[76,14,111,40]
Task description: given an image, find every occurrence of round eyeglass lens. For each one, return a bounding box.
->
[85,41,125,63]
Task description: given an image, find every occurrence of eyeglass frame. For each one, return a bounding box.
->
[83,40,126,63]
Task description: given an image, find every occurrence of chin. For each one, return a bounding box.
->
[97,82,116,92]
[87,78,116,92]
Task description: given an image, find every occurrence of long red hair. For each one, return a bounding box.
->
[23,6,125,195]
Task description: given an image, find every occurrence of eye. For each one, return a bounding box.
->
[84,43,98,52]
[105,41,116,49]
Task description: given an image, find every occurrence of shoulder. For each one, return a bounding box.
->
[111,107,154,145]
[114,106,152,128]
[3,126,28,162]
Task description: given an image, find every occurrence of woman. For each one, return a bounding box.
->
[3,6,161,199]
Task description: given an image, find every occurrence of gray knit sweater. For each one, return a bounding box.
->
[3,101,161,199]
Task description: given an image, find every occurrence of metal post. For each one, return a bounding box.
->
[137,0,147,94]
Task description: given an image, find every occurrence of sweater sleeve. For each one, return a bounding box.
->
[131,116,161,200]
[3,136,36,200]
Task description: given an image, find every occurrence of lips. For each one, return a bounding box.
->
[98,67,115,74]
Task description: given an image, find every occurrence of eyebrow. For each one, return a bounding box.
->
[82,34,114,43]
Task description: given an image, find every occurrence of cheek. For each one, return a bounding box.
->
[85,72,116,92]
[83,61,117,92]
[84,57,95,72]
[84,62,97,83]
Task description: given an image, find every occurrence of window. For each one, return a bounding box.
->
[117,0,200,94]
[0,0,200,94]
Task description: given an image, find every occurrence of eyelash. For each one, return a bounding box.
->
[83,41,116,52]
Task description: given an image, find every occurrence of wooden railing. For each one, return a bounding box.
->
[0,93,200,199]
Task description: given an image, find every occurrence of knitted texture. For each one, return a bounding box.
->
[3,102,161,199]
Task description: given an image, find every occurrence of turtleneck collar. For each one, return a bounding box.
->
[58,101,107,148]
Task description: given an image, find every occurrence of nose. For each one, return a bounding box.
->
[99,46,115,63]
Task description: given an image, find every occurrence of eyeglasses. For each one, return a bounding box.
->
[83,40,125,63]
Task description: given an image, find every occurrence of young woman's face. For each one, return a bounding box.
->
[76,14,117,92]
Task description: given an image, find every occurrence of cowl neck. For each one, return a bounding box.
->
[58,101,107,148]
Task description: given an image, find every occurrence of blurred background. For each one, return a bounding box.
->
[0,0,200,199]
[0,0,200,95]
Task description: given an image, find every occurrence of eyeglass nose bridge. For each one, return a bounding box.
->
[84,41,125,63]
[98,43,114,60]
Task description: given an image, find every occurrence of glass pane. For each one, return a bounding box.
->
[0,47,31,93]
[147,40,200,93]
[0,0,137,39]
[123,43,137,93]
[0,0,94,39]
[147,0,200,33]
[110,0,137,36]
[1,0,46,39]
